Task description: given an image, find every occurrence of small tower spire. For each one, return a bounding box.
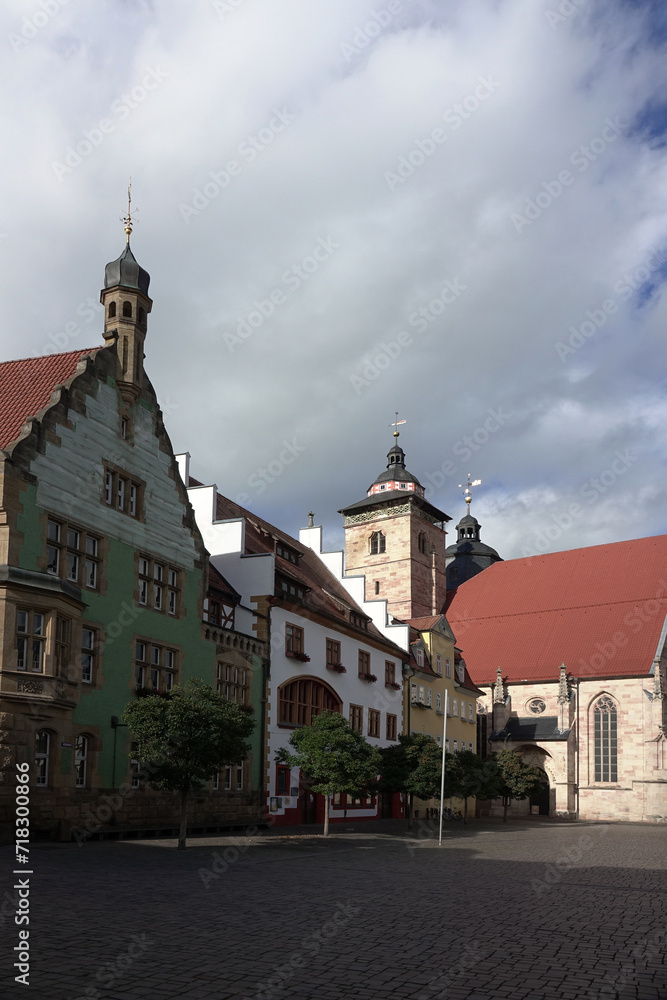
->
[121,177,137,245]
[459,473,482,510]
[493,667,505,704]
[389,412,406,441]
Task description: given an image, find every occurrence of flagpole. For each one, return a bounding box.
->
[438,691,448,846]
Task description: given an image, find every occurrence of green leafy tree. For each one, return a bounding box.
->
[276,711,381,836]
[123,679,255,849]
[378,733,443,825]
[444,751,503,823]
[494,746,546,822]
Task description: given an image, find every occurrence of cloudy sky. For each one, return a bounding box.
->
[1,0,666,562]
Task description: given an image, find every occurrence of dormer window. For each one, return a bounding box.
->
[350,612,368,630]
[276,543,299,565]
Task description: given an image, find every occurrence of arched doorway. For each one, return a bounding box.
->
[529,766,550,816]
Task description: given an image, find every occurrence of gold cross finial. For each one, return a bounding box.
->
[459,473,482,507]
[120,177,138,244]
[389,412,406,439]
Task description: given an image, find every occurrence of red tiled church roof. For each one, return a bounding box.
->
[444,536,667,683]
[0,348,98,450]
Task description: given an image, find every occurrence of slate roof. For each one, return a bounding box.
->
[490,716,570,742]
[0,348,98,450]
[211,492,407,659]
[444,535,667,683]
[339,489,450,522]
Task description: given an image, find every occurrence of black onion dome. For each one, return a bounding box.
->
[104,244,150,294]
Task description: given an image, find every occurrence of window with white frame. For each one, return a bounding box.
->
[453,739,458,752]
[426,688,433,708]
[452,698,458,716]
[436,654,442,675]
[46,519,101,590]
[217,663,248,705]
[445,657,451,678]
[103,464,144,519]
[460,700,466,719]
[135,640,178,692]
[468,703,474,722]
[436,692,442,714]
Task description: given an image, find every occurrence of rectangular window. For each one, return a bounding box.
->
[385,660,395,685]
[426,689,433,708]
[445,657,451,678]
[236,764,244,791]
[55,617,70,675]
[46,518,100,589]
[138,555,179,615]
[326,638,341,666]
[415,648,424,667]
[411,682,418,703]
[35,731,50,787]
[217,663,249,705]
[436,692,442,714]
[453,739,458,752]
[469,742,474,751]
[135,640,178,693]
[452,698,458,717]
[131,742,141,789]
[436,654,442,675]
[368,709,380,738]
[349,704,363,732]
[358,650,370,677]
[224,765,232,791]
[460,700,466,719]
[285,623,304,655]
[276,765,290,795]
[386,713,397,741]
[81,627,96,683]
[103,464,144,519]
[75,735,88,788]
[17,610,45,673]
[469,703,474,722]
[446,737,450,751]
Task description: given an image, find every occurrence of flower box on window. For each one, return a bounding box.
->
[286,651,311,662]
[359,673,377,683]
[327,663,347,673]
[385,680,401,690]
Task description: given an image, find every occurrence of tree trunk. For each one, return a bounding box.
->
[503,799,509,824]
[323,796,330,837]
[178,784,189,850]
[407,792,414,829]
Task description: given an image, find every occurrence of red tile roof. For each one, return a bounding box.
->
[0,348,98,450]
[404,615,444,631]
[444,536,667,683]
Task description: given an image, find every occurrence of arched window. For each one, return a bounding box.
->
[374,581,380,595]
[35,730,51,787]
[370,531,386,555]
[418,533,427,554]
[593,697,617,782]
[278,678,341,727]
[75,734,90,787]
[138,306,145,325]
[108,302,117,318]
[122,301,132,318]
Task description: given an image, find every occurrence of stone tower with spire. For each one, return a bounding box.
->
[338,427,451,620]
[100,184,153,406]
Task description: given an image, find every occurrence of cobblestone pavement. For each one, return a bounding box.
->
[1,820,666,1000]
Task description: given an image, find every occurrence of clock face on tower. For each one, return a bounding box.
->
[528,698,546,715]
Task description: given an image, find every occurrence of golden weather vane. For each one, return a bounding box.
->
[120,177,138,244]
[459,473,482,507]
[389,412,406,439]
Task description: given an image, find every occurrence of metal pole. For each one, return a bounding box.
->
[438,692,449,846]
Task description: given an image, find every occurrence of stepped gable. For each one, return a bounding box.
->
[214,493,406,655]
[0,348,99,450]
[444,535,667,683]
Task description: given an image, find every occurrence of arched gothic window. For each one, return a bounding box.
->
[278,678,341,727]
[122,301,132,318]
[108,302,117,318]
[593,696,617,782]
[370,531,386,555]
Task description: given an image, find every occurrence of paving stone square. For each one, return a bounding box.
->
[1,821,666,1000]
